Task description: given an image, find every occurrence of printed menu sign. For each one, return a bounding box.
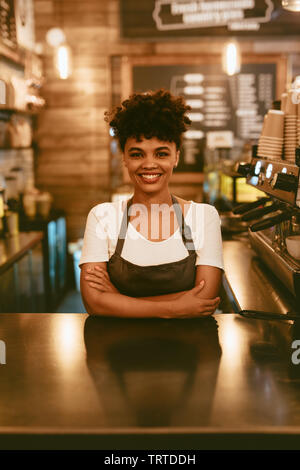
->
[152,0,273,32]
[121,0,300,38]
[0,0,17,49]
[133,63,276,171]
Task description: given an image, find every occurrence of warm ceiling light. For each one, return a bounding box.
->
[222,41,241,76]
[46,27,66,47]
[54,44,72,80]
[281,0,300,11]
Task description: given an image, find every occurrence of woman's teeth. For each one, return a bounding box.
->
[140,174,160,179]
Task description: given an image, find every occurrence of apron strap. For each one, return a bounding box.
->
[115,195,195,256]
[115,196,134,255]
[171,195,195,254]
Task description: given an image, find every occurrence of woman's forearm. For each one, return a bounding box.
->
[139,291,187,301]
[84,286,175,318]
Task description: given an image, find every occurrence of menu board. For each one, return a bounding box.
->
[132,62,276,172]
[120,0,300,38]
[0,0,17,49]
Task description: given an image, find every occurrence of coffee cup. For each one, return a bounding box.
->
[285,90,297,115]
[281,93,288,112]
[264,110,284,138]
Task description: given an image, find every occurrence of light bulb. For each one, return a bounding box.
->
[281,0,300,11]
[46,28,66,47]
[222,41,241,76]
[54,44,72,80]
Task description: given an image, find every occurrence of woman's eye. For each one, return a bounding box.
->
[129,153,142,158]
[157,152,169,157]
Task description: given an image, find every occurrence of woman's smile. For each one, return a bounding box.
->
[137,172,163,184]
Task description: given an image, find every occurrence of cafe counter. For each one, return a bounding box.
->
[0,312,300,449]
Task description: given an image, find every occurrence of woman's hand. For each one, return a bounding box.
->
[85,266,119,293]
[167,280,220,319]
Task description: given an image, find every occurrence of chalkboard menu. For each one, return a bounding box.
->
[120,0,300,39]
[0,0,17,49]
[132,62,276,172]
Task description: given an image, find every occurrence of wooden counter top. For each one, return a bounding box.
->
[0,232,44,275]
[0,313,300,449]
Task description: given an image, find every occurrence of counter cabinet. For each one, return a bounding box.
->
[0,232,45,313]
[19,210,67,311]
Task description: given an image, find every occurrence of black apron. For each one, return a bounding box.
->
[107,195,196,297]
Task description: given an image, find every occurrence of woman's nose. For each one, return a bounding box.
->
[141,155,158,168]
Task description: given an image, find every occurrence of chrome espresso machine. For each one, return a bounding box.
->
[235,151,300,314]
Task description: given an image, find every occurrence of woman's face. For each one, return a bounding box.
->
[123,136,179,194]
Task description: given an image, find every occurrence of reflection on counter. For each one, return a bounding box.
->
[84,316,221,427]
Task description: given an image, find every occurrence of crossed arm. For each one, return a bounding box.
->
[80,262,222,319]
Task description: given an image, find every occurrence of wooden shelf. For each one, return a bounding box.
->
[0,146,32,151]
[0,42,25,67]
[0,108,39,117]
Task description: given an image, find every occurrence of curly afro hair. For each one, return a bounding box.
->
[105,89,191,151]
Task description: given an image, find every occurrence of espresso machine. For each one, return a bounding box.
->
[234,152,300,314]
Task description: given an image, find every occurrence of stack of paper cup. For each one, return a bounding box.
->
[257,110,284,159]
[281,93,288,113]
[284,90,298,162]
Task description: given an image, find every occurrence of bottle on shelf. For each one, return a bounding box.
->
[0,187,7,239]
[3,176,20,236]
[5,175,20,212]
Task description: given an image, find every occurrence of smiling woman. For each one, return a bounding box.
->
[79,89,224,319]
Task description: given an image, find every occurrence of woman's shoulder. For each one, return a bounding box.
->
[174,196,220,219]
[175,195,216,206]
[191,201,220,216]
[89,199,125,219]
[86,200,129,238]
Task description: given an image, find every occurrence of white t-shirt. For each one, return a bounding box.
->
[79,199,224,270]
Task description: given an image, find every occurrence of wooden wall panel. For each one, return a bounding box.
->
[34,0,114,241]
[37,108,108,134]
[41,91,109,108]
[37,133,108,150]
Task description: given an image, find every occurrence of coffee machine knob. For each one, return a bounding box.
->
[270,172,298,192]
[235,162,253,177]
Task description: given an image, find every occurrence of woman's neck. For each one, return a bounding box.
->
[132,189,173,209]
